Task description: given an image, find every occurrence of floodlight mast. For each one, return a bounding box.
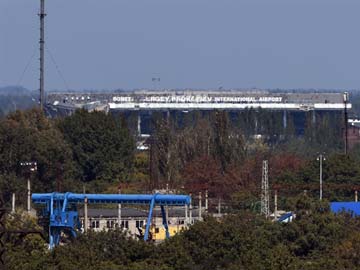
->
[39,0,46,110]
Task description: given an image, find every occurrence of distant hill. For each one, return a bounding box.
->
[0,86,38,115]
[0,85,36,96]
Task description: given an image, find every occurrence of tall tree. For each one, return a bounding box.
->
[0,109,75,202]
[58,110,134,183]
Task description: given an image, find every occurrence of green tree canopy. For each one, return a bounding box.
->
[0,109,75,203]
[58,110,134,183]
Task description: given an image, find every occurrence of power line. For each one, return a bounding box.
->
[16,47,37,86]
[45,46,70,91]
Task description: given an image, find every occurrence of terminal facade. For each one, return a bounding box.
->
[46,90,351,136]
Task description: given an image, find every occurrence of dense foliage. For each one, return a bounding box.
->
[0,109,135,207]
[1,106,360,269]
[5,196,360,269]
[58,110,134,183]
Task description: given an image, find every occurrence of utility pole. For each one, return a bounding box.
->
[205,190,208,214]
[137,112,141,137]
[261,160,270,219]
[11,193,16,214]
[165,183,169,224]
[344,92,349,155]
[189,193,193,224]
[317,154,325,201]
[20,161,37,214]
[218,198,221,216]
[39,0,46,110]
[274,189,278,221]
[27,179,31,212]
[152,77,160,90]
[118,185,122,229]
[83,184,88,232]
[198,192,202,221]
[84,196,88,232]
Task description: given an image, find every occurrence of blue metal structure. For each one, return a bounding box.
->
[277,212,294,223]
[32,192,191,249]
[330,202,360,217]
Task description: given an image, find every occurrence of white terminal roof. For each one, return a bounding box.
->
[47,91,351,111]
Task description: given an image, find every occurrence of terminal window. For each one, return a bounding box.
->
[136,220,144,228]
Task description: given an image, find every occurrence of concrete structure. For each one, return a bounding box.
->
[78,207,200,240]
[46,90,351,136]
[32,192,191,248]
[47,90,351,113]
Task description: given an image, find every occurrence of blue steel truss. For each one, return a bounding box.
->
[32,192,191,249]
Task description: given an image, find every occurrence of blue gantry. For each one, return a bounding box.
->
[32,192,191,249]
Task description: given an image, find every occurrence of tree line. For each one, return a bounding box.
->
[0,108,357,206]
[4,196,360,269]
[0,109,135,207]
[1,108,360,269]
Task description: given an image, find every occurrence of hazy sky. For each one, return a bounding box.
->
[1,0,360,90]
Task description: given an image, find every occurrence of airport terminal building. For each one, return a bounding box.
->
[46,90,351,135]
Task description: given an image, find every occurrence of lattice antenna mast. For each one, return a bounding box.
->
[39,0,46,110]
[261,160,270,218]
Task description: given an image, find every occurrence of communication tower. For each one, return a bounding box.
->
[261,160,270,218]
[38,0,46,110]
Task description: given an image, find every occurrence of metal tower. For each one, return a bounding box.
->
[38,0,46,110]
[261,160,270,218]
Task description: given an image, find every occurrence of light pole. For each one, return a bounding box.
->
[20,161,37,213]
[118,184,121,229]
[152,77,160,90]
[316,154,325,200]
[344,92,349,155]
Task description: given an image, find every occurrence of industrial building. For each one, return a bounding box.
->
[78,206,200,240]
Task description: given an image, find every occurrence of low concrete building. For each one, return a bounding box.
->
[78,206,200,240]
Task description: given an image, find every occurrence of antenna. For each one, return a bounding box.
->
[38,0,46,110]
[261,160,270,219]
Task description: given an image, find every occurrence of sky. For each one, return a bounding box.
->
[1,0,360,91]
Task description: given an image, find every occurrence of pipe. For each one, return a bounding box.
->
[144,195,156,241]
[32,193,191,206]
[62,192,71,212]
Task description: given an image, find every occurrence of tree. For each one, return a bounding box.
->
[0,109,75,204]
[58,110,134,184]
